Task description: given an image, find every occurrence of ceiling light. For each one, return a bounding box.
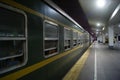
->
[97,23,101,26]
[96,0,106,8]
[102,27,105,30]
[96,29,100,32]
[118,24,120,28]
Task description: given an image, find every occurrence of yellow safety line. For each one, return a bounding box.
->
[0,46,82,80]
[63,45,92,80]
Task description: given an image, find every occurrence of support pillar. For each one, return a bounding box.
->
[97,35,102,43]
[102,33,105,44]
[108,26,114,48]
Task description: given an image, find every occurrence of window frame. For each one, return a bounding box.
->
[43,20,59,58]
[73,31,78,47]
[64,27,71,51]
[0,3,28,74]
[78,33,81,45]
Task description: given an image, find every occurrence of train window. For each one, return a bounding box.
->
[0,4,27,74]
[0,7,25,37]
[44,20,59,57]
[80,34,84,44]
[64,28,71,50]
[78,34,81,45]
[73,31,78,47]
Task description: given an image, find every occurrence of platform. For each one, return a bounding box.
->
[63,42,120,80]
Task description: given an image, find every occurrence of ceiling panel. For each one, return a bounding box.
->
[79,0,120,33]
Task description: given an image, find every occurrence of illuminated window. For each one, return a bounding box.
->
[0,3,27,74]
[44,20,59,57]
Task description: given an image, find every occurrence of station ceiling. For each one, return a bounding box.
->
[51,0,120,37]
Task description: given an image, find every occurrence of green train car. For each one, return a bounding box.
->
[0,0,91,80]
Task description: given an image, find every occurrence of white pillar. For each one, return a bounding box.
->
[100,35,103,42]
[108,26,114,48]
[98,35,102,43]
[102,33,105,44]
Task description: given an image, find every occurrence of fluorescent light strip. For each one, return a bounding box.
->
[109,3,120,20]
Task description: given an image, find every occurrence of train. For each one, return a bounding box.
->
[0,0,92,80]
